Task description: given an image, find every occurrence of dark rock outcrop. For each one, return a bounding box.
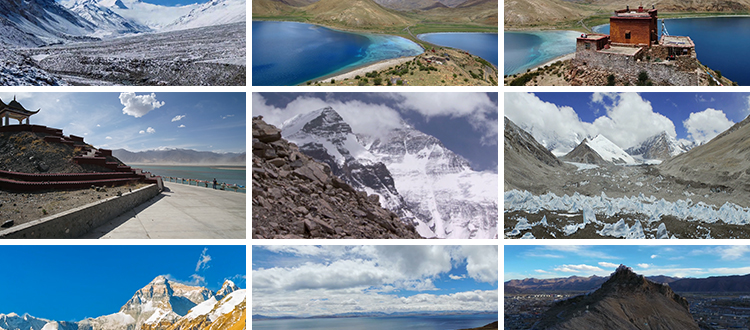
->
[533,265,699,330]
[252,116,421,239]
[561,138,609,166]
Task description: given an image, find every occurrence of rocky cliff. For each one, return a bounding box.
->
[533,265,699,330]
[252,116,421,239]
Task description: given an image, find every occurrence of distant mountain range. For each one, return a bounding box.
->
[253,310,497,320]
[506,272,750,294]
[1,0,246,47]
[113,148,245,165]
[0,276,245,330]
[253,0,497,28]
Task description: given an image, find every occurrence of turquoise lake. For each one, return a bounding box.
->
[594,16,750,85]
[252,21,423,86]
[503,30,580,75]
[133,165,246,189]
[417,33,498,66]
[252,314,498,330]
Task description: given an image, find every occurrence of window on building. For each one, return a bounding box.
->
[625,31,631,39]
[585,43,591,50]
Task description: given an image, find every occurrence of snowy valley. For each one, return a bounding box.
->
[0,0,245,86]
[505,114,750,239]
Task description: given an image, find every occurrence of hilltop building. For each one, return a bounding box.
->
[573,6,699,85]
[0,96,39,126]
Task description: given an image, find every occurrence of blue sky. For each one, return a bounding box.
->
[0,245,245,322]
[0,92,245,153]
[505,92,749,149]
[252,245,498,317]
[253,92,499,172]
[505,245,750,281]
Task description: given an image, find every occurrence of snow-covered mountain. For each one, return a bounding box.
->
[564,135,636,165]
[0,276,244,330]
[0,0,96,47]
[67,0,151,37]
[625,131,687,161]
[281,107,498,239]
[94,0,200,30]
[163,0,246,31]
[585,135,637,165]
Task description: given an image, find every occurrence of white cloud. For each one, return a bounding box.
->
[190,274,206,286]
[449,274,467,280]
[651,254,658,259]
[147,127,155,134]
[554,264,603,273]
[637,263,650,268]
[717,246,750,260]
[178,124,185,128]
[598,262,619,269]
[505,93,677,153]
[385,93,498,146]
[195,248,211,272]
[139,130,145,134]
[105,136,112,140]
[171,114,186,122]
[683,108,734,144]
[119,92,164,118]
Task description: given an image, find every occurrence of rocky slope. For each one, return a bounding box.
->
[281,108,497,239]
[504,116,564,193]
[658,114,750,193]
[561,137,609,166]
[252,116,421,239]
[534,265,699,330]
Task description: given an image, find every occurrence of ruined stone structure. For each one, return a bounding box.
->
[573,6,699,85]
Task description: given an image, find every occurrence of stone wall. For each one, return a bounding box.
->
[573,50,698,85]
[0,183,160,238]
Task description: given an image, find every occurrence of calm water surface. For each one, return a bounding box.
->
[503,30,579,75]
[594,16,750,85]
[417,33,498,66]
[252,314,498,330]
[134,165,246,188]
[253,21,423,86]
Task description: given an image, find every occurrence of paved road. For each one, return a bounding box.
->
[83,182,246,239]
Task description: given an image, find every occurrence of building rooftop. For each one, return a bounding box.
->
[660,35,695,48]
[613,6,657,18]
[577,33,608,41]
[598,46,642,56]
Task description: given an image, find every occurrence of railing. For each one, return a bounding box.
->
[162,176,246,193]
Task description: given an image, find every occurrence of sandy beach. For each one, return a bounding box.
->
[529,52,575,72]
[316,56,416,83]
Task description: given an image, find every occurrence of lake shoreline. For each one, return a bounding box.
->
[254,19,498,85]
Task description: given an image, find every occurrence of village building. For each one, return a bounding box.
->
[573,6,699,85]
[0,96,39,126]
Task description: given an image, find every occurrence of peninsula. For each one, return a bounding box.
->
[253,0,498,86]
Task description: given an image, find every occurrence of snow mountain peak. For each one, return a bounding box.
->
[281,108,498,239]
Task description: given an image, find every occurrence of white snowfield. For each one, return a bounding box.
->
[505,189,750,238]
[586,135,637,165]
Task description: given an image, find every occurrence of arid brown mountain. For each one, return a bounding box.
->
[424,0,498,25]
[533,265,699,330]
[658,114,750,193]
[373,0,446,10]
[252,116,421,239]
[302,0,413,27]
[505,275,682,293]
[670,273,750,292]
[504,116,564,193]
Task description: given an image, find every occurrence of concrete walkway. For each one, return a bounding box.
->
[83,182,245,239]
